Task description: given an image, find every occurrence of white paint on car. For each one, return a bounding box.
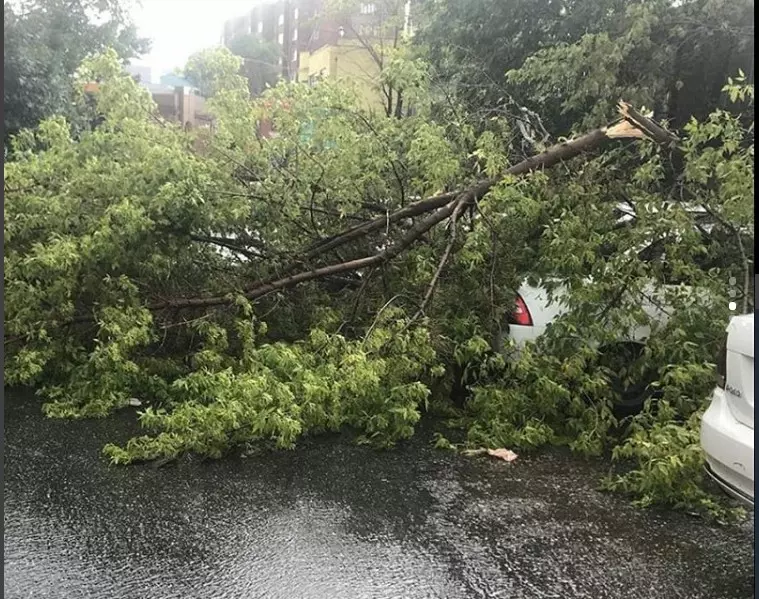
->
[701,313,754,508]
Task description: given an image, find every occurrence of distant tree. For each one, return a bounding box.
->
[325,0,427,118]
[3,0,149,142]
[226,34,281,96]
[183,47,249,98]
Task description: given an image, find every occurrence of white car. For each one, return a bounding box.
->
[505,281,671,348]
[502,279,675,411]
[700,313,754,508]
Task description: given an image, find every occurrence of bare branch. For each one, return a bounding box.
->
[407,196,468,326]
[189,234,265,260]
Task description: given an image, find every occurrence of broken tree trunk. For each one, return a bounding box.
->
[296,109,661,265]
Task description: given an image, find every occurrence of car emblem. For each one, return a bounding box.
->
[725,384,742,398]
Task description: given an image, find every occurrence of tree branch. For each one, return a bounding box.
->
[407,196,468,326]
[149,199,461,311]
[617,101,679,146]
[297,104,665,266]
[52,102,674,324]
[189,234,265,259]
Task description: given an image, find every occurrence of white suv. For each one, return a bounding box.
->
[700,313,754,508]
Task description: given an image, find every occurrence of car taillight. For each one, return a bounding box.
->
[507,293,533,326]
[715,338,727,389]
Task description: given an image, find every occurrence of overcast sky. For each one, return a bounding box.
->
[129,0,257,81]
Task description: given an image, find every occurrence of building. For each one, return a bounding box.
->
[221,1,414,111]
[118,68,212,129]
[222,0,311,81]
[144,83,211,129]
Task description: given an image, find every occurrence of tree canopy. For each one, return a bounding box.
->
[3,2,754,521]
[225,34,281,97]
[416,0,755,134]
[3,0,149,142]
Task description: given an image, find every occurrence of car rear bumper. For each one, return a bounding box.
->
[700,387,754,508]
[509,324,545,348]
[704,463,754,509]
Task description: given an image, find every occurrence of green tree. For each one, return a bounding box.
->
[416,0,754,134]
[325,0,424,117]
[225,34,281,96]
[3,0,149,142]
[182,47,249,98]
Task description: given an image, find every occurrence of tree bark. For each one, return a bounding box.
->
[394,90,404,119]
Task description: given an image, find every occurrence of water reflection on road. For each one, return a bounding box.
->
[4,393,754,598]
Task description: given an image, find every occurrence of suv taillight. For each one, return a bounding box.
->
[716,338,727,389]
[507,293,533,327]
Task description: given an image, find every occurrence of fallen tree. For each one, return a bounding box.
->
[4,50,754,521]
[26,102,670,320]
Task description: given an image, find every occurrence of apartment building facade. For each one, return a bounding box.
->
[222,0,315,81]
[222,1,414,112]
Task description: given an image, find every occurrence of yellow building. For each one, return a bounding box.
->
[221,1,414,114]
[297,39,386,114]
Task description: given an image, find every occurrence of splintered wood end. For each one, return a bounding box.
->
[604,119,646,139]
[617,100,633,119]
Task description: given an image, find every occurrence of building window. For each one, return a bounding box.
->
[257,21,263,33]
[360,3,376,14]
[278,32,284,45]
[278,13,284,26]
[292,28,298,41]
[293,7,299,20]
[312,29,320,41]
[291,49,298,62]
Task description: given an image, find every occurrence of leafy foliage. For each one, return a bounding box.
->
[4,49,453,448]
[416,0,754,134]
[600,405,743,523]
[183,47,250,98]
[447,83,753,519]
[103,307,440,463]
[3,0,754,523]
[3,0,149,142]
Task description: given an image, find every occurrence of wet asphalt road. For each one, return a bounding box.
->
[4,392,755,599]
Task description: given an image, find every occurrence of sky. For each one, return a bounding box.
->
[128,0,258,82]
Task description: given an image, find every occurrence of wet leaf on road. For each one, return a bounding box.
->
[462,447,518,462]
[486,448,518,462]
